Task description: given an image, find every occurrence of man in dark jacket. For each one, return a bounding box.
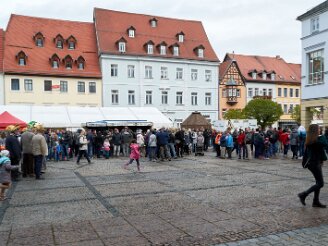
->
[156,128,171,161]
[5,125,22,181]
[112,128,122,157]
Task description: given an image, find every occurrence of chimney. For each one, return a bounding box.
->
[276,55,281,59]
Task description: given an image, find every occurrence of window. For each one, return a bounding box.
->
[146,91,152,104]
[161,67,168,79]
[161,91,168,104]
[191,69,198,80]
[198,49,204,58]
[222,89,227,97]
[23,79,33,92]
[289,104,294,114]
[77,81,85,93]
[290,88,293,97]
[295,89,299,97]
[176,68,183,80]
[60,81,68,93]
[128,29,135,38]
[252,72,257,79]
[118,42,126,52]
[173,46,179,56]
[89,82,96,93]
[262,72,267,80]
[19,58,25,66]
[77,56,85,70]
[147,44,154,54]
[160,45,166,55]
[237,89,241,97]
[255,88,259,96]
[68,41,75,50]
[263,88,267,96]
[176,92,183,105]
[205,93,211,105]
[128,65,135,78]
[283,104,288,114]
[284,88,287,97]
[128,90,135,105]
[178,34,184,43]
[17,51,27,66]
[278,88,282,97]
[308,49,324,85]
[64,55,73,69]
[111,90,119,104]
[205,70,212,81]
[150,18,157,27]
[11,79,19,91]
[111,64,118,77]
[44,80,52,91]
[271,73,275,80]
[36,38,43,47]
[52,60,59,69]
[191,92,198,105]
[56,40,63,49]
[248,88,253,97]
[268,89,272,96]
[145,66,152,79]
[311,16,319,33]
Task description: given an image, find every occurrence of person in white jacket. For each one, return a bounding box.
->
[76,129,91,165]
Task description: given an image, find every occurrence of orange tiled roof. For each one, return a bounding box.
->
[223,53,301,84]
[94,8,219,62]
[4,14,101,78]
[0,29,4,73]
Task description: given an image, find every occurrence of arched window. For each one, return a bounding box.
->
[66,35,77,50]
[149,18,158,27]
[76,56,85,70]
[54,34,64,49]
[49,54,60,69]
[16,51,27,66]
[63,55,73,69]
[33,32,45,47]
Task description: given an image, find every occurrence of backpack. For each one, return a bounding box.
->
[245,132,253,144]
[220,134,226,147]
[78,135,84,147]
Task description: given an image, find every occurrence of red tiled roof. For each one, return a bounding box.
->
[4,14,101,78]
[94,8,219,62]
[0,29,4,73]
[223,53,301,84]
[219,60,233,80]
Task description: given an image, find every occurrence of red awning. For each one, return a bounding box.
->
[0,111,27,130]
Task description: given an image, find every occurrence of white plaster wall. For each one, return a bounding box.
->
[246,82,276,103]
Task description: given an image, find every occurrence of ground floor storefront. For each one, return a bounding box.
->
[301,98,328,129]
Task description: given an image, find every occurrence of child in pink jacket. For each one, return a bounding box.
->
[123,139,141,171]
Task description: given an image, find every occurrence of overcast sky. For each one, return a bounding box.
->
[0,0,323,63]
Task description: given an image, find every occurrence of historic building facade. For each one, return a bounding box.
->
[220,53,301,128]
[93,8,219,127]
[3,15,102,106]
[297,1,328,128]
[0,29,4,104]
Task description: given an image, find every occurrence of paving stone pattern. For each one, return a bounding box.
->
[1,150,328,245]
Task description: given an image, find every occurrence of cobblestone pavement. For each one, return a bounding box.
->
[1,150,328,245]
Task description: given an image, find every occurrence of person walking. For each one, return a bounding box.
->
[121,127,133,157]
[5,125,21,181]
[31,123,48,180]
[0,150,19,201]
[112,128,122,157]
[123,139,141,172]
[298,124,328,208]
[290,127,299,159]
[76,129,91,165]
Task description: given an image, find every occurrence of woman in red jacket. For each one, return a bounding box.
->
[280,129,290,158]
[237,129,247,159]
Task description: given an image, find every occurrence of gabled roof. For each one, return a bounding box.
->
[223,53,301,84]
[297,0,328,21]
[0,29,4,73]
[93,8,219,62]
[181,112,211,130]
[4,14,101,78]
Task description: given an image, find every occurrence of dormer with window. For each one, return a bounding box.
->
[16,51,27,66]
[54,34,64,49]
[268,71,276,81]
[261,70,267,80]
[76,56,85,70]
[49,54,60,69]
[66,35,77,50]
[33,32,45,47]
[127,26,136,38]
[149,18,158,27]
[194,45,205,58]
[157,41,167,55]
[63,55,73,70]
[116,37,127,53]
[170,43,180,56]
[176,32,185,43]
[144,40,154,54]
[248,69,257,79]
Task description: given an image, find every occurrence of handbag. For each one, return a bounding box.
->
[302,147,311,168]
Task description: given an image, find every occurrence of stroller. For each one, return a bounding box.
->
[195,133,204,156]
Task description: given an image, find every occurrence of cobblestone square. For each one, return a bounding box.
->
[1,150,328,245]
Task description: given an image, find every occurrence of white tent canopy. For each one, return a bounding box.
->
[0,105,173,129]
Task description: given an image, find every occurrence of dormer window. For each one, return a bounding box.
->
[63,55,73,70]
[262,72,267,80]
[54,34,64,49]
[194,45,205,58]
[149,18,158,27]
[271,73,275,80]
[252,72,257,79]
[127,26,136,38]
[76,56,85,70]
[170,43,179,56]
[50,54,60,69]
[116,37,127,53]
[157,42,167,55]
[16,51,27,66]
[66,35,77,50]
[176,32,185,43]
[33,32,44,47]
[144,40,154,55]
